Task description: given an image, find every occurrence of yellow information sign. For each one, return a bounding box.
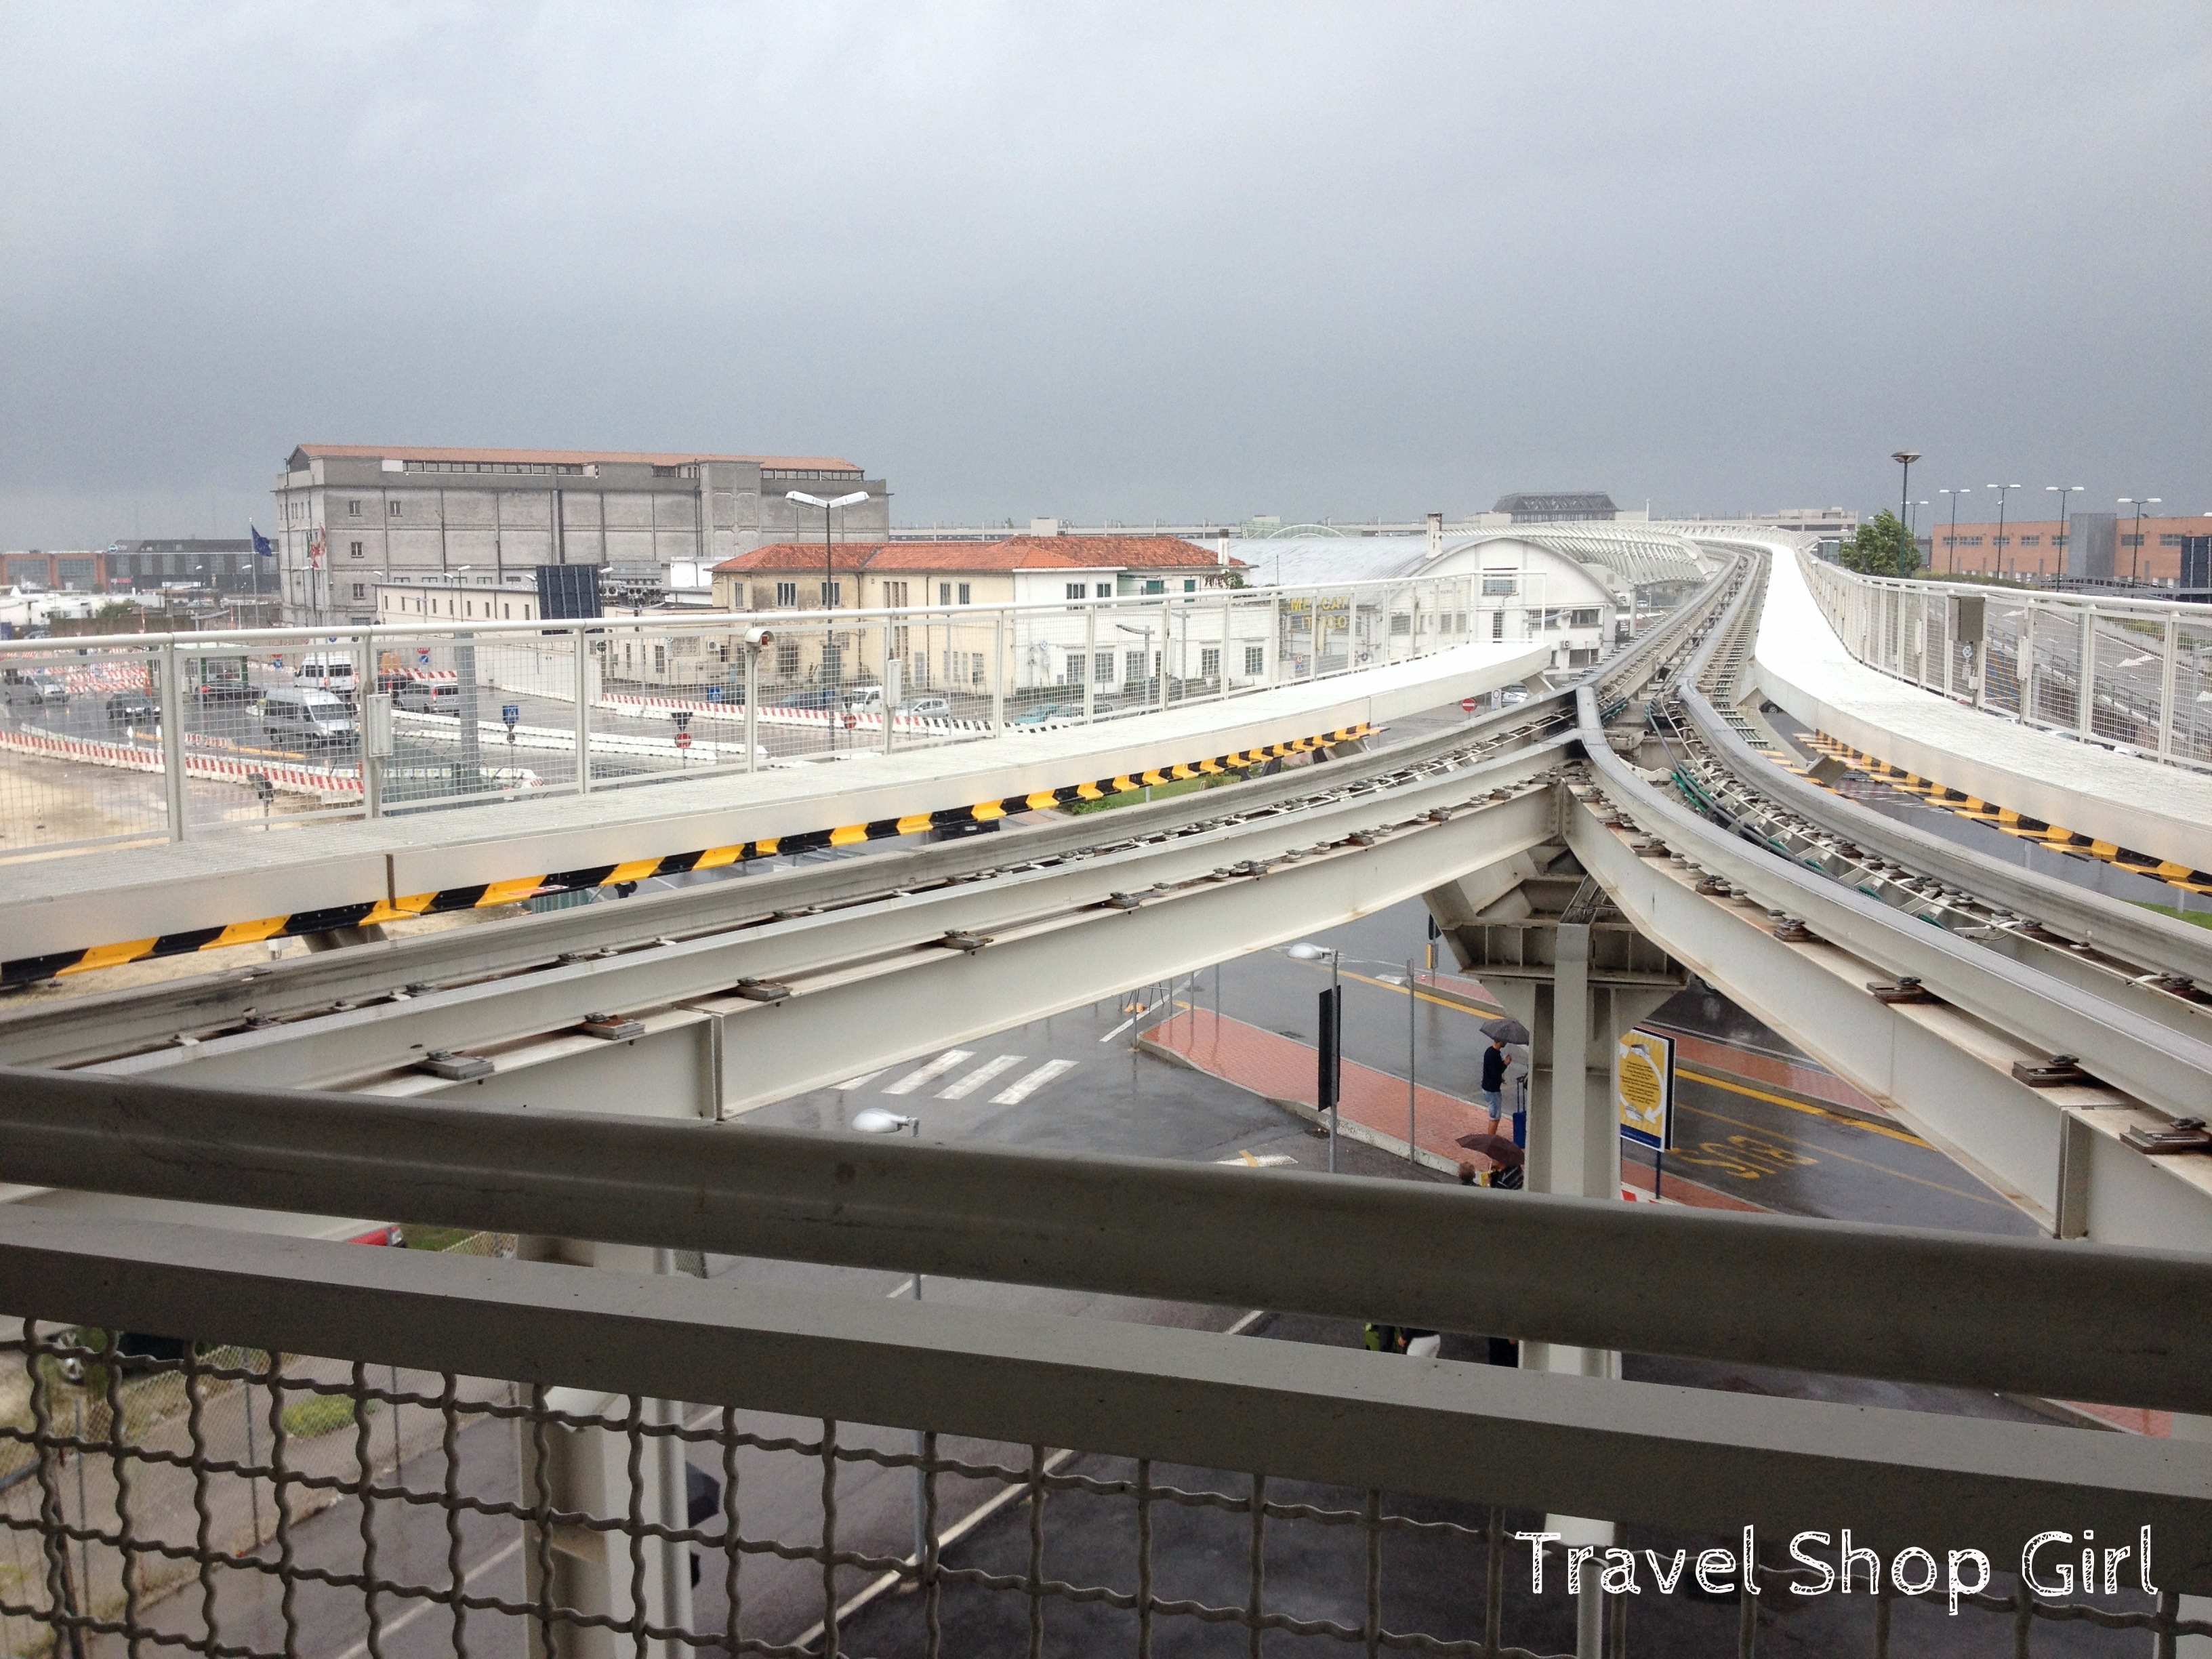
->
[1616,1028,1675,1151]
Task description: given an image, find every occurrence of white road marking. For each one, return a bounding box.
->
[989,1058,1078,1105]
[937,1054,1024,1099]
[323,1536,523,1659]
[883,1050,973,1095]
[1214,1151,1297,1168]
[837,1068,888,1090]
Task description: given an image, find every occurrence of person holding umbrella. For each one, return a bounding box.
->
[1454,1128,1524,1190]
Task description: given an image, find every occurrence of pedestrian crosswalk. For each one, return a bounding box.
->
[838,1050,1080,1106]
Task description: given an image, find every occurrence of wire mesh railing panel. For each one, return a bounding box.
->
[1,1317,2201,1659]
[0,640,175,856]
[2088,621,2158,747]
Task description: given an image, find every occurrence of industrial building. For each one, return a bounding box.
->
[1929,511,2210,583]
[270,443,890,626]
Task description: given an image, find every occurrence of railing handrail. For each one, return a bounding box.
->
[0,569,1509,657]
[1,1067,2205,1414]
[1805,554,2209,620]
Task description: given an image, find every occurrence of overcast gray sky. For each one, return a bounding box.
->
[3,2,2207,546]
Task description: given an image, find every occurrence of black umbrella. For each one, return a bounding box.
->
[1479,1016,1530,1046]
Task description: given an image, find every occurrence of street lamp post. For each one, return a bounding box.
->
[1938,489,1971,573]
[1891,452,1921,568]
[1988,485,2022,581]
[787,489,871,735]
[2118,497,2162,583]
[2046,485,2085,580]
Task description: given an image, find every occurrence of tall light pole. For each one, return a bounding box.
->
[1988,484,2022,580]
[787,488,870,714]
[1891,452,1921,570]
[2046,485,2084,580]
[1939,488,1971,573]
[2118,497,2162,583]
[1908,500,1928,567]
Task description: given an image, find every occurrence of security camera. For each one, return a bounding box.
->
[744,626,775,649]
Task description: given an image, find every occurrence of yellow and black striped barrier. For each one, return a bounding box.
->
[1,723,1374,988]
[1795,735,2212,895]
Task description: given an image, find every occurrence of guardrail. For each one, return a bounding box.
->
[0,1071,2203,1658]
[1798,555,2212,771]
[0,572,1530,861]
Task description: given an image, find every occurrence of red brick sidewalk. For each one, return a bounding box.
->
[1140,1006,1759,1212]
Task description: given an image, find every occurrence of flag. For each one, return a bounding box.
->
[250,524,277,560]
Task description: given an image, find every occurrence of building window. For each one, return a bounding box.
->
[883,581,908,608]
[777,641,799,676]
[1096,651,1113,682]
[388,500,402,518]
[2160,533,2184,548]
[939,582,951,605]
[1063,654,1085,685]
[957,583,971,605]
[1125,650,1145,683]
[1066,583,1086,601]
[1244,645,1264,676]
[1184,579,1197,592]
[775,581,798,607]
[1097,583,1111,598]
[501,604,511,619]
[350,583,365,600]
[2121,534,2144,548]
[969,653,985,685]
[1142,579,1164,594]
[1390,613,1412,636]
[1200,647,1220,678]
[1482,573,1517,596]
[349,541,364,558]
[654,646,667,675]
[819,581,841,606]
[347,499,361,518]
[1570,607,1600,627]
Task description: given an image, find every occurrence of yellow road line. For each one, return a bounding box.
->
[1673,1099,2011,1208]
[1676,1067,1926,1147]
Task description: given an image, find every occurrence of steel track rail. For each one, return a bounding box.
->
[1674,560,2212,986]
[1578,555,2212,1122]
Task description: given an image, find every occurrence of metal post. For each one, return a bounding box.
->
[1221,590,1233,699]
[157,640,187,841]
[744,640,759,774]
[455,634,482,791]
[2159,611,2179,761]
[2020,604,2038,722]
[573,623,593,797]
[1083,600,1097,726]
[992,611,1006,735]
[882,621,898,756]
[1158,599,1171,711]
[1406,958,1418,1170]
[2077,605,2096,738]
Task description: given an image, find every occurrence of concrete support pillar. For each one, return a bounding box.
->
[516,1240,695,1658]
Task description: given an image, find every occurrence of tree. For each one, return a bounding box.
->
[1841,509,1920,577]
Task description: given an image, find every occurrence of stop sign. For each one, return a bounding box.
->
[674,730,693,750]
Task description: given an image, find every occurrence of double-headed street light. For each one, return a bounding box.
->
[1891,452,1921,562]
[1938,488,1972,572]
[2046,485,2085,578]
[788,488,870,738]
[2118,497,2162,583]
[1988,484,2022,580]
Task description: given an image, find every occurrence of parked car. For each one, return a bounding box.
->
[1012,702,1081,726]
[105,690,159,723]
[192,672,260,703]
[1,670,68,706]
[393,680,462,715]
[898,697,953,720]
[261,688,357,746]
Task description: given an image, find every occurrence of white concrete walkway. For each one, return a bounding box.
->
[1753,552,2212,873]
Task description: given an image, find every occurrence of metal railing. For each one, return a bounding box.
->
[0,1069,2203,1658]
[0,572,1540,861]
[1798,555,2212,771]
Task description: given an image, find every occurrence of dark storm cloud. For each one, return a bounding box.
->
[1,1,2207,545]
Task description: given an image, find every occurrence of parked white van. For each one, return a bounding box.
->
[393,680,462,715]
[291,653,359,699]
[262,688,357,746]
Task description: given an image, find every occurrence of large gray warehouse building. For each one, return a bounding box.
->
[270,443,890,625]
